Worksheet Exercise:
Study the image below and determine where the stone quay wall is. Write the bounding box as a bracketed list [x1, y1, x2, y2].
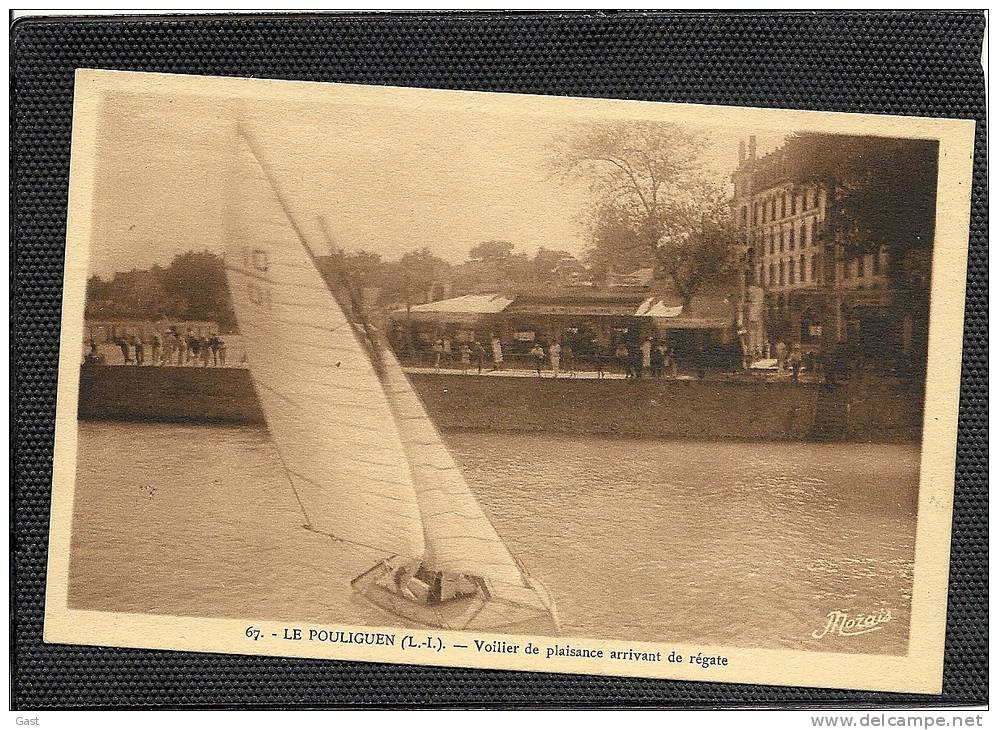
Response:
[76, 365, 922, 442]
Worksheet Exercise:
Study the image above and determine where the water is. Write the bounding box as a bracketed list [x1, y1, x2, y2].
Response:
[68, 422, 919, 655]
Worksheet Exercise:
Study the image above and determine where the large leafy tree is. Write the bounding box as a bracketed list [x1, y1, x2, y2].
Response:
[554, 120, 738, 304]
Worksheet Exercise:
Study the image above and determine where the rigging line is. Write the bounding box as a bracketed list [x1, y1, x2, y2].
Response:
[236, 127, 322, 262]
[306, 525, 424, 561]
[268, 427, 314, 530]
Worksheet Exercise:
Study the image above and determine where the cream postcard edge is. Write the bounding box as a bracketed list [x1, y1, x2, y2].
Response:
[42, 69, 977, 696]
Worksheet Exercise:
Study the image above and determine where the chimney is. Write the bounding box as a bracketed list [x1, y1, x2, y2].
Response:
[748, 135, 757, 160]
[738, 140, 746, 164]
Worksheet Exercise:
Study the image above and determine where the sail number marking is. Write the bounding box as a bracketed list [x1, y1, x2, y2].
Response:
[240, 246, 273, 310]
[241, 246, 269, 272]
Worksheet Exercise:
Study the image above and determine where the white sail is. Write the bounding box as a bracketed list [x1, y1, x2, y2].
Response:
[224, 132, 425, 558]
[378, 348, 529, 592]
[225, 129, 556, 631]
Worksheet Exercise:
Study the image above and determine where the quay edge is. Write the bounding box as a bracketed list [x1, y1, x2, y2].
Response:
[76, 365, 923, 443]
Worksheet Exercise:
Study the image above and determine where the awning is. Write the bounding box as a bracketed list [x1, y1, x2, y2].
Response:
[391, 294, 514, 324]
[635, 295, 734, 330]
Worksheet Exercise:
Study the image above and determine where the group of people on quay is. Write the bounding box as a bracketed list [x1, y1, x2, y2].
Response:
[427, 334, 681, 379]
[87, 328, 229, 367]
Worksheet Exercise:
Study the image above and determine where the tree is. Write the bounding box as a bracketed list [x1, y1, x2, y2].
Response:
[463, 239, 531, 291]
[654, 193, 740, 309]
[468, 239, 516, 264]
[554, 120, 737, 303]
[388, 247, 452, 311]
[531, 247, 581, 285]
[788, 132, 939, 289]
[159, 250, 236, 328]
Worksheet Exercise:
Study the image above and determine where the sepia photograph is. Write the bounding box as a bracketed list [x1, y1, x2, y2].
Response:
[44, 70, 975, 693]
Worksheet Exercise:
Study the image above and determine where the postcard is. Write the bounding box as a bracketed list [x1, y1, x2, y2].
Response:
[44, 69, 975, 694]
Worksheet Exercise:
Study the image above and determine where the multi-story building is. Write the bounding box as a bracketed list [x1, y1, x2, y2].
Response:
[730, 135, 922, 365]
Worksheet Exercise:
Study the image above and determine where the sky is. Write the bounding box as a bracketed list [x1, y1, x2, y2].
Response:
[86, 88, 789, 279]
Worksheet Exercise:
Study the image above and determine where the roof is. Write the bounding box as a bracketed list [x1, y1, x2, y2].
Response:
[635, 294, 735, 329]
[390, 290, 734, 329]
[394, 294, 514, 322]
[406, 294, 514, 314]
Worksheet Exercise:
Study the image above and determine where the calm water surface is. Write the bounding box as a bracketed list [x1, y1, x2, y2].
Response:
[69, 422, 918, 654]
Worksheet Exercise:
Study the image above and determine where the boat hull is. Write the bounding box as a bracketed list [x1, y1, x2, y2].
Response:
[351, 560, 560, 635]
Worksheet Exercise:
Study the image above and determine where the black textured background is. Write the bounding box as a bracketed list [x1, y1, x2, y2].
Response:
[10, 11, 987, 709]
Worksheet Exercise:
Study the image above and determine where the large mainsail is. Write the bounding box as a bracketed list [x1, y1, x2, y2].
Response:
[226, 128, 557, 632]
[223, 131, 425, 558]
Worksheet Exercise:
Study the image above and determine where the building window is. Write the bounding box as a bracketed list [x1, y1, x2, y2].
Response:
[857, 255, 865, 278]
[771, 198, 777, 220]
[770, 232, 775, 255]
[779, 229, 784, 252]
[753, 203, 759, 225]
[811, 217, 818, 242]
[779, 261, 785, 286]
[803, 221, 809, 246]
[781, 194, 787, 218]
[873, 248, 881, 275]
[841, 260, 849, 280]
[758, 264, 764, 285]
[811, 255, 819, 284]
[791, 194, 797, 215]
[762, 201, 767, 223]
[800, 255, 806, 282]
[740, 206, 748, 228]
[769, 263, 775, 286]
[789, 226, 795, 250]
[788, 259, 795, 284]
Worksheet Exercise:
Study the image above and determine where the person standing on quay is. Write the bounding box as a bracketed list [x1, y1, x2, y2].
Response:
[788, 344, 803, 383]
[115, 335, 131, 365]
[472, 340, 486, 374]
[530, 343, 545, 377]
[187, 330, 201, 367]
[650, 340, 665, 378]
[217, 335, 227, 367]
[641, 336, 653, 377]
[200, 334, 212, 367]
[548, 340, 561, 378]
[775, 339, 788, 374]
[150, 331, 162, 366]
[432, 338, 444, 369]
[629, 339, 644, 379]
[162, 328, 177, 365]
[459, 343, 471, 374]
[209, 332, 222, 366]
[562, 342, 575, 378]
[132, 334, 145, 366]
[490, 333, 503, 371]
[592, 335, 606, 379]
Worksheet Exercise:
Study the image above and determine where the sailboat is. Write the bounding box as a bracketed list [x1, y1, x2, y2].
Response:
[222, 127, 559, 634]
